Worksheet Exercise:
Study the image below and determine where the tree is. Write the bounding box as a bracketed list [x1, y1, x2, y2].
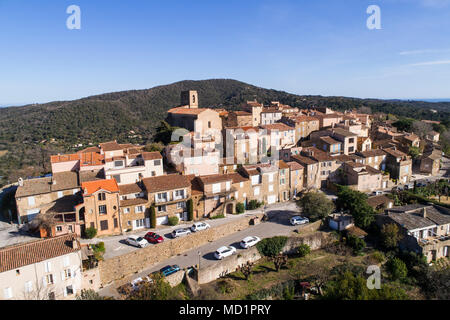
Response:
[127, 273, 182, 300]
[386, 257, 408, 281]
[346, 235, 366, 254]
[412, 121, 432, 139]
[237, 261, 254, 280]
[380, 223, 403, 250]
[297, 244, 311, 257]
[256, 236, 288, 257]
[271, 254, 288, 272]
[408, 146, 421, 160]
[150, 205, 156, 228]
[76, 289, 105, 300]
[144, 142, 165, 152]
[297, 192, 334, 222]
[84, 227, 97, 239]
[392, 118, 414, 132]
[336, 186, 374, 229]
[187, 199, 194, 221]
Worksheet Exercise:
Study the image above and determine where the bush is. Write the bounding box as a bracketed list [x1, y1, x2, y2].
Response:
[371, 251, 386, 264]
[247, 200, 262, 210]
[346, 235, 366, 254]
[168, 216, 179, 226]
[236, 203, 245, 214]
[150, 206, 156, 228]
[380, 223, 402, 250]
[85, 227, 97, 239]
[92, 242, 105, 253]
[387, 257, 408, 281]
[187, 199, 194, 221]
[297, 244, 311, 257]
[256, 236, 288, 257]
[297, 192, 334, 222]
[210, 214, 225, 220]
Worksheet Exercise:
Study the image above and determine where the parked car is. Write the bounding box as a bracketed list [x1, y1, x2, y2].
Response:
[290, 216, 310, 226]
[126, 235, 149, 248]
[214, 246, 237, 260]
[191, 222, 211, 232]
[144, 232, 164, 244]
[160, 265, 181, 277]
[172, 228, 191, 238]
[404, 183, 414, 190]
[240, 236, 261, 249]
[372, 190, 383, 196]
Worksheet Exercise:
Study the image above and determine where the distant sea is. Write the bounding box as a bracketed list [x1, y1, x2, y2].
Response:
[410, 99, 450, 103]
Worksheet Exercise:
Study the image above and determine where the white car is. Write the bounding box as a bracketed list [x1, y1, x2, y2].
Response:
[290, 216, 310, 226]
[372, 191, 383, 196]
[172, 228, 191, 238]
[131, 276, 151, 290]
[191, 222, 211, 232]
[240, 236, 261, 249]
[126, 235, 149, 248]
[214, 246, 237, 260]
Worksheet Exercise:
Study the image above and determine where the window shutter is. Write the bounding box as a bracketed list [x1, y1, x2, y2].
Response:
[63, 287, 67, 297]
[71, 266, 76, 278]
[47, 262, 52, 272]
[42, 277, 47, 288]
[72, 284, 77, 296]
[61, 271, 65, 281]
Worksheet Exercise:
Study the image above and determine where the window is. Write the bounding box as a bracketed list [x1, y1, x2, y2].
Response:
[100, 220, 108, 231]
[135, 219, 145, 228]
[154, 160, 161, 166]
[65, 285, 74, 296]
[3, 287, 12, 299]
[28, 196, 35, 206]
[349, 138, 355, 143]
[175, 189, 185, 199]
[44, 262, 52, 273]
[349, 147, 354, 152]
[177, 202, 185, 209]
[225, 181, 231, 191]
[57, 191, 63, 199]
[254, 187, 260, 196]
[45, 274, 54, 285]
[135, 206, 144, 213]
[240, 182, 244, 188]
[25, 281, 33, 293]
[269, 185, 274, 192]
[16, 269, 20, 275]
[114, 218, 118, 228]
[64, 268, 72, 279]
[56, 226, 62, 232]
[98, 193, 106, 201]
[157, 205, 167, 212]
[112, 175, 121, 183]
[212, 183, 221, 194]
[114, 160, 124, 167]
[48, 292, 55, 300]
[268, 173, 274, 182]
[151, 171, 156, 176]
[157, 192, 168, 202]
[280, 178, 286, 185]
[99, 205, 107, 215]
[208, 121, 211, 128]
[123, 208, 130, 214]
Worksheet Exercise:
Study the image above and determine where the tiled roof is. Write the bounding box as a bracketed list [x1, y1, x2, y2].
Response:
[387, 204, 450, 230]
[367, 195, 392, 208]
[119, 183, 143, 195]
[167, 107, 209, 115]
[16, 172, 80, 198]
[226, 173, 248, 184]
[320, 136, 341, 145]
[77, 146, 100, 154]
[79, 170, 105, 183]
[50, 154, 79, 163]
[82, 179, 119, 195]
[120, 198, 148, 207]
[232, 111, 252, 116]
[261, 108, 282, 114]
[383, 148, 408, 158]
[142, 175, 191, 193]
[278, 160, 290, 169]
[0, 234, 80, 273]
[330, 128, 357, 137]
[286, 161, 304, 171]
[261, 123, 294, 132]
[199, 174, 233, 185]
[289, 115, 319, 123]
[80, 152, 104, 167]
[142, 152, 163, 161]
[291, 154, 317, 166]
[356, 149, 386, 158]
[185, 175, 204, 195]
[99, 141, 122, 152]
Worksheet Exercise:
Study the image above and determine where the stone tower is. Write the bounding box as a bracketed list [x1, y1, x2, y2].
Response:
[181, 90, 198, 109]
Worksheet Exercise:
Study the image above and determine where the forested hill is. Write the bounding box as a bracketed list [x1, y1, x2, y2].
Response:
[0, 79, 449, 185]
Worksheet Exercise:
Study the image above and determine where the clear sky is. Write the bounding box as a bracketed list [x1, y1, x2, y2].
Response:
[1, 0, 450, 106]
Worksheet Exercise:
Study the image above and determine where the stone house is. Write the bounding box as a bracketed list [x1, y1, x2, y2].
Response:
[278, 161, 291, 202]
[383, 147, 412, 184]
[260, 108, 283, 125]
[355, 149, 387, 171]
[81, 179, 121, 237]
[301, 147, 340, 189]
[15, 172, 81, 224]
[281, 115, 320, 143]
[197, 174, 236, 217]
[118, 183, 149, 232]
[240, 163, 280, 205]
[291, 154, 320, 190]
[316, 113, 343, 129]
[420, 150, 441, 176]
[142, 175, 191, 225]
[426, 131, 440, 143]
[0, 234, 82, 300]
[164, 144, 220, 177]
[380, 204, 450, 262]
[226, 111, 253, 128]
[342, 162, 383, 192]
[262, 123, 296, 150]
[286, 161, 304, 198]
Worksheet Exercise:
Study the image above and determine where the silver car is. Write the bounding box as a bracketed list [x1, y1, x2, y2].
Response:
[172, 228, 191, 238]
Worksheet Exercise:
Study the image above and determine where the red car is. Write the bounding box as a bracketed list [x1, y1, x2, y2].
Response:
[144, 232, 164, 244]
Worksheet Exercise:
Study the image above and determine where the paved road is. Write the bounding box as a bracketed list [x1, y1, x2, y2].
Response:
[98, 202, 303, 297]
[86, 201, 298, 259]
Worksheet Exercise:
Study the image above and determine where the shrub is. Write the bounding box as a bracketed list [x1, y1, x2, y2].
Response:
[236, 202, 245, 214]
[85, 227, 97, 239]
[93, 242, 105, 253]
[168, 216, 179, 226]
[297, 192, 334, 222]
[387, 257, 408, 281]
[346, 235, 366, 254]
[247, 200, 262, 210]
[297, 244, 311, 257]
[150, 206, 156, 228]
[256, 236, 288, 257]
[187, 199, 194, 221]
[381, 223, 403, 250]
[371, 251, 386, 264]
[210, 214, 225, 220]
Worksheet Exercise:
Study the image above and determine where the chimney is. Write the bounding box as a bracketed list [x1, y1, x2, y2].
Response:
[422, 207, 427, 218]
[18, 177, 24, 187]
[71, 239, 79, 249]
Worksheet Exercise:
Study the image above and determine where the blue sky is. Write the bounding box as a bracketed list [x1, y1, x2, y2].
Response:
[0, 0, 450, 105]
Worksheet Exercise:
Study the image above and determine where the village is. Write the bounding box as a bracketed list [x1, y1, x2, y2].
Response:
[0, 90, 449, 300]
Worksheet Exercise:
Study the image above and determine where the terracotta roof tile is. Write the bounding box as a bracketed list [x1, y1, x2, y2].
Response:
[82, 179, 119, 195]
[0, 234, 80, 273]
[142, 175, 191, 193]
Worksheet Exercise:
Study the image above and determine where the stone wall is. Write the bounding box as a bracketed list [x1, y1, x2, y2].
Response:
[197, 247, 262, 284]
[283, 231, 335, 254]
[99, 213, 264, 285]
